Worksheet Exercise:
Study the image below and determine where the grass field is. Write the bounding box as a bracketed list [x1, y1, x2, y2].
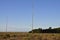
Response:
[0, 32, 60, 40]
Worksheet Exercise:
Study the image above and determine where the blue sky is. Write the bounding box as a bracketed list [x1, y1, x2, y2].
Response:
[0, 0, 60, 32]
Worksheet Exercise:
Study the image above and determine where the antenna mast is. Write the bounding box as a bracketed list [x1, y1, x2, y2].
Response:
[6, 16, 8, 33]
[6, 16, 8, 40]
[32, 0, 34, 33]
[6, 17, 8, 32]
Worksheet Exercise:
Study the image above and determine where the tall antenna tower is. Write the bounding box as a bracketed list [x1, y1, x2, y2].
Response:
[32, 0, 34, 33]
[6, 16, 8, 33]
[6, 16, 8, 40]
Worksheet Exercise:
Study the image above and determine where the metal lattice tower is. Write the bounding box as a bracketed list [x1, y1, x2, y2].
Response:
[32, 0, 34, 33]
[6, 16, 8, 33]
[6, 16, 8, 40]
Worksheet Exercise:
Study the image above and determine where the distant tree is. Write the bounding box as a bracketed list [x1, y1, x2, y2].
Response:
[49, 27, 52, 29]
[29, 27, 60, 33]
[29, 28, 42, 33]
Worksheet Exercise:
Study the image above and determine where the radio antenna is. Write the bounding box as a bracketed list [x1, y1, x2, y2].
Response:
[6, 16, 8, 40]
[6, 16, 8, 33]
[32, 0, 34, 33]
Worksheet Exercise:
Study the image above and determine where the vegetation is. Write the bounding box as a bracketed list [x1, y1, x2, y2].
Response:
[29, 27, 60, 33]
[0, 32, 60, 40]
[0, 27, 60, 40]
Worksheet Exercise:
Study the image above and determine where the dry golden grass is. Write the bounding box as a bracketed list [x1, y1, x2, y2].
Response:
[0, 32, 60, 40]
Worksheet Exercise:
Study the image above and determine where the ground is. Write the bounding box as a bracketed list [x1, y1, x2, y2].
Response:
[0, 32, 60, 40]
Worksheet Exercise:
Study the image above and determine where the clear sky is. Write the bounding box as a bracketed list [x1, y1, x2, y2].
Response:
[0, 0, 60, 32]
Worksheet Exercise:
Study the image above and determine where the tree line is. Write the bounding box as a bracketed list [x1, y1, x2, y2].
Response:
[29, 27, 60, 33]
